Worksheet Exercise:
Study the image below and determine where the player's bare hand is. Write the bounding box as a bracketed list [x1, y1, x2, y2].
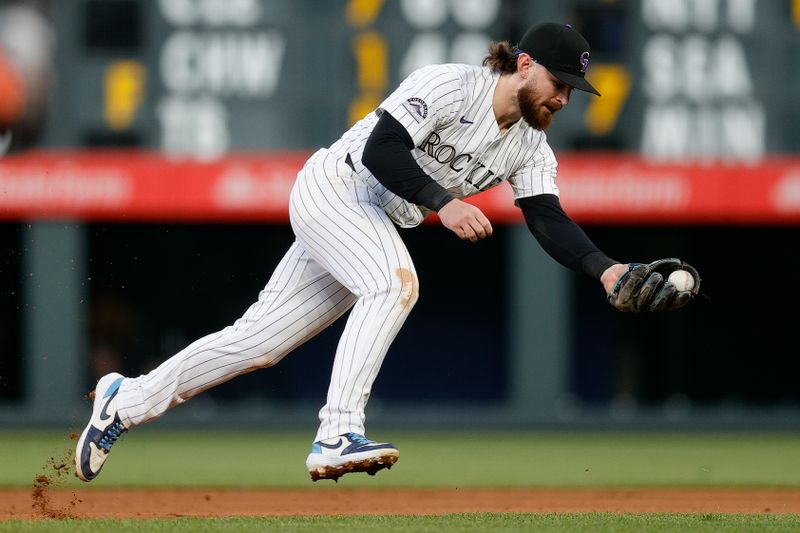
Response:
[438, 198, 493, 242]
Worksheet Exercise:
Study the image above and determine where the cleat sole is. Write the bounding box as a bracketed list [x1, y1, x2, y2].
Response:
[309, 453, 398, 482]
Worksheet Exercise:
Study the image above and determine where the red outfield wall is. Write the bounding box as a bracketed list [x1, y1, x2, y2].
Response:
[2, 150, 800, 224]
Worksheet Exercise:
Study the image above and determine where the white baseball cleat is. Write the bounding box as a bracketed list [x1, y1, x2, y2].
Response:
[306, 432, 399, 482]
[74, 372, 129, 482]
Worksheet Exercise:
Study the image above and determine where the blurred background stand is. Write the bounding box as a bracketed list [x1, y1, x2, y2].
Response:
[1, 0, 799, 430]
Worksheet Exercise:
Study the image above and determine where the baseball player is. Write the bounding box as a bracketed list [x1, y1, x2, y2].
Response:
[76, 23, 700, 483]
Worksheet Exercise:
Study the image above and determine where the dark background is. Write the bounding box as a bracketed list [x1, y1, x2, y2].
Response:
[1, 0, 797, 417]
[4, 222, 793, 410]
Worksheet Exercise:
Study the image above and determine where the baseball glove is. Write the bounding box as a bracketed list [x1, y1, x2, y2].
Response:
[607, 258, 701, 312]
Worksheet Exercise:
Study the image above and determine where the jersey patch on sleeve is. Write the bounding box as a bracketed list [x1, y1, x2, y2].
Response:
[402, 97, 428, 123]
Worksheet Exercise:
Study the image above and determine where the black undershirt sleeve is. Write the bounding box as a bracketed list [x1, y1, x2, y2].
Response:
[361, 110, 454, 212]
[518, 194, 619, 280]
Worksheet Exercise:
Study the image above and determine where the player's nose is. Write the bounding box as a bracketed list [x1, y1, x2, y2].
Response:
[557, 89, 570, 107]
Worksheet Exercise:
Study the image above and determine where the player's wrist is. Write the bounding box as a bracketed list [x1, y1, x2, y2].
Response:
[436, 196, 458, 212]
[425, 187, 454, 212]
[581, 253, 620, 281]
[600, 263, 627, 294]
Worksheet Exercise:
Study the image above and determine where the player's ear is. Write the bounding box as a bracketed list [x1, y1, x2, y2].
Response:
[517, 53, 534, 79]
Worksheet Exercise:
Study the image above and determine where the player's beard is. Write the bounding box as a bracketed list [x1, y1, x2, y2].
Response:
[517, 83, 559, 131]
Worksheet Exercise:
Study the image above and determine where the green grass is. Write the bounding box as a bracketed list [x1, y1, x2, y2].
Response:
[2, 429, 800, 489]
[2, 514, 800, 533]
[4, 430, 800, 531]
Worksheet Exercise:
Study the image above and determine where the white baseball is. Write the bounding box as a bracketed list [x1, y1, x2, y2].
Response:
[668, 269, 694, 291]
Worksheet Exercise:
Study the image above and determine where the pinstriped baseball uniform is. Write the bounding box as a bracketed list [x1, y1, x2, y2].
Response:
[114, 63, 559, 441]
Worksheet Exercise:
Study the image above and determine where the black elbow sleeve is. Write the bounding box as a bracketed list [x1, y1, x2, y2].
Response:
[362, 112, 453, 211]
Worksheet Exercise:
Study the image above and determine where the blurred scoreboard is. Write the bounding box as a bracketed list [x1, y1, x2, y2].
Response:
[47, 0, 799, 160]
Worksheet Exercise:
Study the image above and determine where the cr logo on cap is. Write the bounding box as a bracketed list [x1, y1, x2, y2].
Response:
[580, 51, 590, 73]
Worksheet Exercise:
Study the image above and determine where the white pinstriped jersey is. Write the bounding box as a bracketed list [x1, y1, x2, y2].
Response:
[328, 63, 559, 228]
[114, 65, 568, 448]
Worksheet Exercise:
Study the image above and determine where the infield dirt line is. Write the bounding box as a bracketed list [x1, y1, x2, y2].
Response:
[2, 488, 800, 519]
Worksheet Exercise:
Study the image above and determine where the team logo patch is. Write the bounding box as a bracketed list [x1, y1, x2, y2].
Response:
[580, 51, 590, 73]
[403, 97, 428, 123]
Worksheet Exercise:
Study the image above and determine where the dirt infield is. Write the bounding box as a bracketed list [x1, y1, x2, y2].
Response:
[3, 487, 800, 519]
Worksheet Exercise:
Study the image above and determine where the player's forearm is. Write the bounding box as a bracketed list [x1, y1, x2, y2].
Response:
[362, 111, 454, 212]
[518, 194, 619, 280]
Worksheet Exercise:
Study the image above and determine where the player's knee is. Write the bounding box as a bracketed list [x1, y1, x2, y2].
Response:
[394, 267, 419, 309]
[253, 354, 278, 369]
[251, 347, 287, 369]
[366, 267, 419, 309]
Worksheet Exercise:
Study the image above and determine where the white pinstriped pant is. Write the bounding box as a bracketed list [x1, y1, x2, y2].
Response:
[116, 149, 419, 441]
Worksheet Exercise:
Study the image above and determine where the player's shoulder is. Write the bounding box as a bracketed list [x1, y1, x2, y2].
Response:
[428, 62, 489, 76]
[410, 64, 496, 108]
[514, 126, 557, 166]
[406, 63, 491, 86]
[517, 118, 548, 145]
